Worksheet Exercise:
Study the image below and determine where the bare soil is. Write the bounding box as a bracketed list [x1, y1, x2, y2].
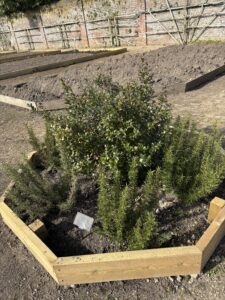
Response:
[168, 74, 225, 128]
[0, 51, 93, 76]
[44, 197, 210, 257]
[1, 42, 225, 102]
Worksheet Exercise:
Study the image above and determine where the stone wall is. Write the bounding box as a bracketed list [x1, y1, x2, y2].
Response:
[0, 0, 225, 50]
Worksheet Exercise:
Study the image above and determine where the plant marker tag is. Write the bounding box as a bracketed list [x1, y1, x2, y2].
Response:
[73, 212, 94, 232]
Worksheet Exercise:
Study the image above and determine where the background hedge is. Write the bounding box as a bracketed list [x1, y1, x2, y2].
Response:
[0, 0, 59, 16]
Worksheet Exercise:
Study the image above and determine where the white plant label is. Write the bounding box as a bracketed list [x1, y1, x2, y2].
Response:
[73, 212, 94, 232]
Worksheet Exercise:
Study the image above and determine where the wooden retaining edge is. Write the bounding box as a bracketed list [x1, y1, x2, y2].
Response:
[0, 50, 61, 64]
[196, 205, 225, 269]
[0, 155, 225, 285]
[0, 50, 17, 55]
[29, 219, 48, 240]
[0, 94, 36, 110]
[0, 48, 127, 81]
[54, 197, 225, 285]
[70, 47, 127, 53]
[0, 95, 68, 111]
[208, 197, 225, 223]
[0, 48, 125, 63]
[185, 64, 225, 92]
[53, 246, 202, 285]
[0, 200, 58, 282]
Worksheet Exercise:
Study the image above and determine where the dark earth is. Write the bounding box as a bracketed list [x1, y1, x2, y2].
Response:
[1, 43, 225, 299]
[0, 51, 93, 76]
[1, 42, 225, 102]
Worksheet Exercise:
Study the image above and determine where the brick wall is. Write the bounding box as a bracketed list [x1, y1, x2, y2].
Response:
[1, 0, 225, 50]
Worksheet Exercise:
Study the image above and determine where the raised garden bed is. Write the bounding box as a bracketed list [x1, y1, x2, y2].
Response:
[185, 64, 225, 92]
[0, 48, 127, 111]
[0, 48, 127, 81]
[0, 94, 67, 111]
[0, 152, 225, 286]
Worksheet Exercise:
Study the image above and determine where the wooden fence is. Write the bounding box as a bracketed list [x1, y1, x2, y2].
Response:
[1, 1, 225, 50]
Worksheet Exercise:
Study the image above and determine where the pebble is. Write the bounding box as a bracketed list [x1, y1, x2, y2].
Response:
[70, 285, 75, 288]
[213, 256, 221, 263]
[189, 274, 199, 283]
[191, 274, 199, 279]
[189, 277, 194, 284]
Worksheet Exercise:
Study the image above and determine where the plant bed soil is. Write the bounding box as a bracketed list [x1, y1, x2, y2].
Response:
[1, 43, 225, 102]
[44, 199, 209, 257]
[6, 171, 215, 258]
[0, 51, 94, 76]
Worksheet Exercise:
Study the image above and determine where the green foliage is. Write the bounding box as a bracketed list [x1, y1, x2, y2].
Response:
[98, 159, 161, 250]
[0, 0, 58, 16]
[48, 68, 171, 180]
[5, 158, 79, 221]
[162, 117, 225, 203]
[4, 159, 68, 221]
[27, 116, 59, 169]
[4, 69, 225, 251]
[6, 120, 78, 221]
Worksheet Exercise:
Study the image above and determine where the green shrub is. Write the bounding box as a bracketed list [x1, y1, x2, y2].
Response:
[5, 120, 78, 221]
[5, 158, 79, 222]
[4, 70, 225, 250]
[48, 68, 171, 180]
[98, 158, 162, 250]
[0, 0, 58, 16]
[162, 117, 225, 204]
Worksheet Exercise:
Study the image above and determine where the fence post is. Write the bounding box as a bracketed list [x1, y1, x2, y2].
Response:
[38, 15, 49, 49]
[80, 0, 90, 48]
[137, 13, 147, 45]
[9, 21, 19, 51]
[143, 0, 148, 45]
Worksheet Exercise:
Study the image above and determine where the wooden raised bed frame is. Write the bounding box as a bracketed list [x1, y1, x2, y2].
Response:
[0, 152, 225, 285]
[0, 48, 127, 81]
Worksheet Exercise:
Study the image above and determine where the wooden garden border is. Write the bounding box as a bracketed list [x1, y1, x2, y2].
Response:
[185, 64, 225, 91]
[0, 152, 225, 285]
[0, 47, 125, 64]
[0, 49, 61, 64]
[0, 48, 127, 111]
[0, 48, 127, 81]
[0, 95, 68, 111]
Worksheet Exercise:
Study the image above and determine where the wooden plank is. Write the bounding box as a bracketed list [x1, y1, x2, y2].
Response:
[0, 50, 61, 64]
[53, 246, 202, 285]
[185, 64, 225, 91]
[0, 48, 127, 81]
[0, 202, 58, 282]
[29, 219, 48, 240]
[208, 197, 225, 223]
[76, 47, 125, 52]
[0, 95, 67, 111]
[196, 206, 225, 269]
[1, 182, 15, 201]
[0, 50, 17, 55]
[0, 95, 35, 110]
